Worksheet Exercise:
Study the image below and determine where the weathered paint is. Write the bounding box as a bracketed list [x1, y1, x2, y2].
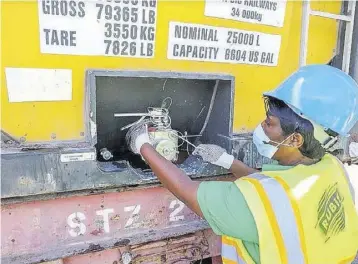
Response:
[43, 261, 63, 264]
[1, 149, 228, 198]
[4, 68, 72, 103]
[1, 0, 341, 142]
[1, 185, 219, 264]
[211, 256, 224, 264]
[62, 230, 220, 264]
[0, 2, 350, 263]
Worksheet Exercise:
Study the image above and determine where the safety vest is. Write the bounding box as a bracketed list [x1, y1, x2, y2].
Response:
[221, 154, 358, 264]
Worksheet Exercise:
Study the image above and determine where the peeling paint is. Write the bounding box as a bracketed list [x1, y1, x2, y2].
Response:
[1, 186, 213, 263]
[90, 229, 103, 236]
[111, 215, 121, 221]
[114, 239, 130, 247]
[46, 171, 56, 190]
[41, 260, 63, 264]
[18, 176, 34, 186]
[90, 119, 97, 139]
[83, 244, 105, 254]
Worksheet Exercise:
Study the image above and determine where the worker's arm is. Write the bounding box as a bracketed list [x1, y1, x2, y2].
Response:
[127, 123, 259, 245]
[193, 144, 258, 178]
[126, 121, 203, 216]
[230, 159, 258, 178]
[140, 143, 203, 217]
[140, 143, 259, 243]
[140, 143, 259, 245]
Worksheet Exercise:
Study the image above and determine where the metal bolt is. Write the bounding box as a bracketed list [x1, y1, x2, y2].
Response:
[121, 252, 132, 264]
[100, 148, 113, 160]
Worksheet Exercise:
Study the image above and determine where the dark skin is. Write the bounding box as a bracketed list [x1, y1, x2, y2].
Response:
[263, 115, 315, 166]
[140, 114, 313, 217]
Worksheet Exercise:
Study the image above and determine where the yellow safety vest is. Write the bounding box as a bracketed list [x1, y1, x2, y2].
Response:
[221, 154, 358, 264]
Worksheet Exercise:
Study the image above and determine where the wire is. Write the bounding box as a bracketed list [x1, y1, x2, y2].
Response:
[120, 116, 146, 131]
[147, 107, 172, 129]
[124, 96, 213, 158]
[185, 131, 190, 155]
[161, 96, 173, 109]
[168, 130, 203, 150]
[195, 80, 219, 144]
[162, 78, 168, 91]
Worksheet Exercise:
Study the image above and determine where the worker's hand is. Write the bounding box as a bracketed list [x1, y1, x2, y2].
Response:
[193, 144, 234, 170]
[126, 121, 152, 154]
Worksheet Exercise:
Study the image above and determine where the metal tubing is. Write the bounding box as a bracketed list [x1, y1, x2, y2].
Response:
[114, 113, 149, 117]
[310, 11, 351, 22]
[342, 0, 357, 73]
[299, 0, 311, 67]
[351, 0, 358, 82]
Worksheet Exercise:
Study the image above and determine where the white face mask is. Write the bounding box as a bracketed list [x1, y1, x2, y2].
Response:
[253, 124, 293, 159]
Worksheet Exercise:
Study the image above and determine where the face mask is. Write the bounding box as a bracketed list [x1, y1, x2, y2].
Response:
[253, 124, 293, 159]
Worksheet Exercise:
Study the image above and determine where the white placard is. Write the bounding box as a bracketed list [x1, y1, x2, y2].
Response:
[167, 22, 281, 66]
[204, 0, 287, 27]
[60, 152, 96, 162]
[38, 0, 157, 58]
[5, 68, 72, 102]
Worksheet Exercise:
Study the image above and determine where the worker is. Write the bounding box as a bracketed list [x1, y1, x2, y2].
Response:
[127, 64, 358, 264]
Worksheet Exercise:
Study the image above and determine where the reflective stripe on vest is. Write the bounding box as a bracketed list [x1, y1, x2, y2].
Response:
[222, 243, 246, 264]
[222, 236, 252, 264]
[242, 174, 306, 264]
[226, 154, 358, 264]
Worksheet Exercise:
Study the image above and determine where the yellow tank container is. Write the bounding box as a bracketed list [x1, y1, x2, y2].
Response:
[1, 0, 342, 143]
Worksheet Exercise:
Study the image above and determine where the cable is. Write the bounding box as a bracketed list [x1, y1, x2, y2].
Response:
[121, 116, 146, 131]
[161, 96, 173, 109]
[195, 80, 219, 144]
[168, 130, 197, 149]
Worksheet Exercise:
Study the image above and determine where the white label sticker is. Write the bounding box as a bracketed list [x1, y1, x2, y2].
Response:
[38, 0, 157, 58]
[5, 68, 72, 102]
[167, 22, 281, 66]
[60, 152, 96, 162]
[204, 0, 287, 27]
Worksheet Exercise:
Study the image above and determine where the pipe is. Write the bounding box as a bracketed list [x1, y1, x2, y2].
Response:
[350, 2, 358, 82]
[114, 113, 149, 117]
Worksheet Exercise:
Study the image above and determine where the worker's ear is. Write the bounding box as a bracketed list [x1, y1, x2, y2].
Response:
[289, 133, 304, 148]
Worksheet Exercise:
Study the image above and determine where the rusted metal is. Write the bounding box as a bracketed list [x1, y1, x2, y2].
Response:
[1, 149, 227, 199]
[42, 261, 63, 264]
[1, 185, 221, 264]
[62, 230, 220, 264]
[2, 175, 234, 206]
[211, 256, 223, 264]
[1, 71, 235, 199]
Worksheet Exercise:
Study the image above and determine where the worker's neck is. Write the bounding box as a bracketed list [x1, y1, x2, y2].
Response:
[278, 153, 315, 166]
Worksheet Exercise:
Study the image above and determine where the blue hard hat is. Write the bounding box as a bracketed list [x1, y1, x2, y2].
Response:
[263, 64, 358, 136]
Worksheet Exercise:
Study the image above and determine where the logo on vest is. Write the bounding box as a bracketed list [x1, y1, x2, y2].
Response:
[316, 182, 345, 242]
